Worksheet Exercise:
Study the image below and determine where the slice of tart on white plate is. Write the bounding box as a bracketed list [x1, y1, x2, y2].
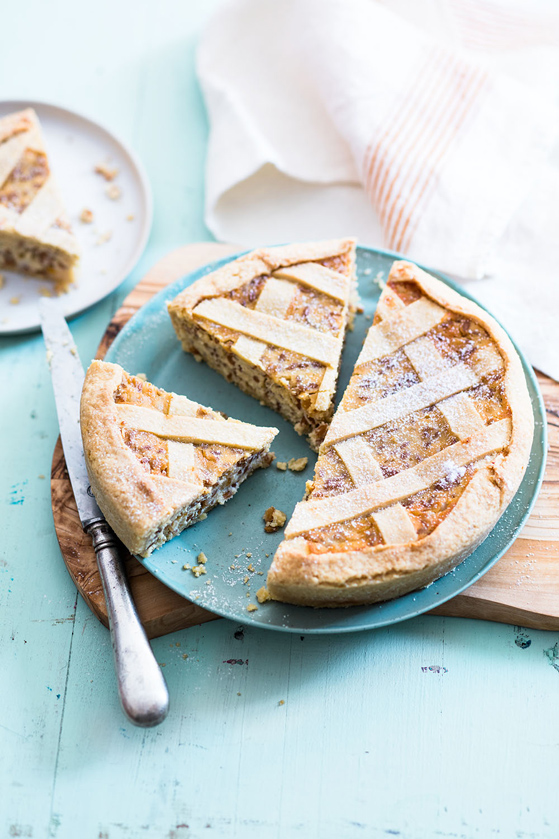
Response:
[267, 261, 534, 607]
[0, 108, 80, 291]
[80, 360, 278, 558]
[167, 238, 357, 451]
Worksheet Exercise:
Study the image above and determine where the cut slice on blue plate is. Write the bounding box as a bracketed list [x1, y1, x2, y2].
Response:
[80, 359, 278, 558]
[167, 238, 357, 451]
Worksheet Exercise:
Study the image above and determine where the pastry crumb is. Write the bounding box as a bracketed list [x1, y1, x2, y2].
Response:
[106, 184, 121, 200]
[373, 270, 386, 290]
[38, 474, 45, 480]
[263, 506, 287, 533]
[246, 552, 252, 558]
[135, 372, 147, 381]
[95, 162, 118, 181]
[288, 457, 308, 472]
[278, 699, 285, 706]
[243, 576, 249, 585]
[96, 230, 113, 246]
[38, 286, 53, 297]
[10, 296, 20, 305]
[191, 564, 207, 577]
[126, 213, 135, 221]
[247, 563, 255, 573]
[247, 604, 258, 613]
[197, 551, 208, 564]
[80, 208, 94, 224]
[182, 564, 191, 571]
[276, 461, 287, 471]
[257, 586, 271, 604]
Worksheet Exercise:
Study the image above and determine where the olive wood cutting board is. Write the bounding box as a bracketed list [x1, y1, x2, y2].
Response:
[50, 242, 559, 638]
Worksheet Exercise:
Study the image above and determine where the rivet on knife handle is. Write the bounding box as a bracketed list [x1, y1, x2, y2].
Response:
[85, 518, 170, 727]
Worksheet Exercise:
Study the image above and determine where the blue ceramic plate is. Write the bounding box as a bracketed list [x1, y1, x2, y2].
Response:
[105, 246, 547, 633]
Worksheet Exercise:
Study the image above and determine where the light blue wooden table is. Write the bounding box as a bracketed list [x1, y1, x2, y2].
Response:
[1, 2, 558, 837]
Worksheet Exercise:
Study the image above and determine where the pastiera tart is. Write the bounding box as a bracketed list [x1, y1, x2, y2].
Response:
[267, 261, 533, 607]
[0, 108, 80, 290]
[81, 361, 278, 557]
[167, 239, 357, 450]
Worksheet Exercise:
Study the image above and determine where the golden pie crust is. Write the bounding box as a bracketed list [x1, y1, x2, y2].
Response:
[267, 261, 534, 607]
[0, 108, 80, 289]
[167, 239, 357, 450]
[81, 360, 278, 557]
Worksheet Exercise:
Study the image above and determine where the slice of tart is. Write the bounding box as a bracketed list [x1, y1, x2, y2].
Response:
[81, 360, 278, 557]
[267, 261, 533, 607]
[167, 239, 357, 451]
[0, 108, 80, 291]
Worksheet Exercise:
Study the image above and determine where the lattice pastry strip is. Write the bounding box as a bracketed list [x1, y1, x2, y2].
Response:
[116, 402, 275, 450]
[194, 297, 341, 365]
[358, 296, 446, 365]
[167, 440, 200, 486]
[334, 436, 418, 545]
[274, 262, 349, 302]
[404, 336, 486, 440]
[233, 277, 296, 367]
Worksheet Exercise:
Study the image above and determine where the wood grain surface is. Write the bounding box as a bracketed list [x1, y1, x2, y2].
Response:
[51, 242, 559, 637]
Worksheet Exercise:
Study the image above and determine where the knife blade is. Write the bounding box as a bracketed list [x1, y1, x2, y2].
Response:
[40, 299, 169, 727]
[40, 299, 103, 528]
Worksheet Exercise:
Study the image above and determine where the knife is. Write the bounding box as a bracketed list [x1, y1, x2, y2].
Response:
[40, 299, 169, 727]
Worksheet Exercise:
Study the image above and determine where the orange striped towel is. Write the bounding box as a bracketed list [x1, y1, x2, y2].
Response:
[199, 0, 559, 377]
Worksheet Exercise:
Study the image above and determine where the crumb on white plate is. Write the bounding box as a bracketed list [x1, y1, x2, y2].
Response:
[95, 162, 118, 181]
[96, 230, 112, 246]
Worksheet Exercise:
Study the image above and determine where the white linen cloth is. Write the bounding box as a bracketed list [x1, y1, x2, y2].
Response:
[197, 0, 559, 380]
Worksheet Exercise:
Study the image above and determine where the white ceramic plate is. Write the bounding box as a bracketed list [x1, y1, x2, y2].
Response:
[0, 100, 152, 335]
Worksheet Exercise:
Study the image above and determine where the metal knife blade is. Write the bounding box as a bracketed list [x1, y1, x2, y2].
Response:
[39, 298, 101, 528]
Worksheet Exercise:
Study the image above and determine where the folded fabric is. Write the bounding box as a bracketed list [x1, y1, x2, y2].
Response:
[197, 0, 559, 380]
